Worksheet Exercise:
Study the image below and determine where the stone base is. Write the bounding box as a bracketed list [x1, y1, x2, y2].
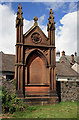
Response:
[22, 96, 59, 105]
[16, 90, 59, 105]
[23, 91, 59, 105]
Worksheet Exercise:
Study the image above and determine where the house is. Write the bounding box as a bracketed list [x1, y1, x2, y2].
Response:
[0, 51, 15, 80]
[60, 51, 79, 65]
[0, 51, 78, 81]
[56, 62, 79, 81]
[56, 51, 60, 62]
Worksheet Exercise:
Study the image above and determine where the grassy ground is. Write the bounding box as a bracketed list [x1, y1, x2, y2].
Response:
[2, 101, 78, 119]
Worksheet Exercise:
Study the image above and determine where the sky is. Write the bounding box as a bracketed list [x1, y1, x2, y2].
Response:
[0, 1, 79, 56]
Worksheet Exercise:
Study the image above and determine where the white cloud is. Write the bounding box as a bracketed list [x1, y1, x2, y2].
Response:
[38, 14, 45, 25]
[44, 2, 65, 11]
[23, 19, 34, 34]
[0, 3, 78, 57]
[62, 2, 77, 13]
[77, 10, 79, 56]
[0, 4, 47, 54]
[56, 11, 77, 55]
[0, 3, 16, 54]
[44, 2, 77, 14]
[23, 14, 46, 34]
[68, 2, 77, 12]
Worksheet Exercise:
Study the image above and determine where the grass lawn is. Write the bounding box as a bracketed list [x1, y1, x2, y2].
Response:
[2, 101, 78, 119]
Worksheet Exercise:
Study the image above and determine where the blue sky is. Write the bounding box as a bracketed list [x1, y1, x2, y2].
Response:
[2, 2, 77, 27]
[0, 2, 78, 55]
[11, 2, 77, 27]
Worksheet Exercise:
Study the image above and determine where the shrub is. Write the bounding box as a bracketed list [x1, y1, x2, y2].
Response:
[2, 86, 25, 114]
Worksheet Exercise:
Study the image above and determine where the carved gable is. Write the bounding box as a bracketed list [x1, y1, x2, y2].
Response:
[24, 26, 49, 46]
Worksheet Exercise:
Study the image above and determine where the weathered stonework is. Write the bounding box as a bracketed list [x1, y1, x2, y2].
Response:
[57, 81, 79, 102]
[2, 78, 16, 94]
[2, 79, 79, 102]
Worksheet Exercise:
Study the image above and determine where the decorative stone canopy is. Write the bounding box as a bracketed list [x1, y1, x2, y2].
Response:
[33, 16, 38, 26]
[16, 3, 23, 26]
[47, 9, 55, 31]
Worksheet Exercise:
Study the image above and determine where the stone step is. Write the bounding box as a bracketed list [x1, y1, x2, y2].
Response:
[21, 96, 59, 105]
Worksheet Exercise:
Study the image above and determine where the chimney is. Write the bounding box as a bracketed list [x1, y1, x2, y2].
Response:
[56, 51, 60, 62]
[56, 51, 60, 57]
[75, 52, 77, 56]
[62, 51, 65, 56]
[71, 54, 74, 63]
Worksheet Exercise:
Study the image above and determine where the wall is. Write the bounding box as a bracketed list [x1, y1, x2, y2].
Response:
[56, 81, 79, 102]
[2, 78, 16, 94]
[2, 78, 79, 102]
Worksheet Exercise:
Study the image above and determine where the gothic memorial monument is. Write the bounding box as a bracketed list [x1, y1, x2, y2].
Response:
[15, 4, 58, 104]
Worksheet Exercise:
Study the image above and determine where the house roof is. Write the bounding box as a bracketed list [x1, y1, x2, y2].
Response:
[60, 55, 79, 64]
[56, 62, 79, 77]
[66, 55, 79, 63]
[0, 52, 15, 72]
[0, 52, 79, 78]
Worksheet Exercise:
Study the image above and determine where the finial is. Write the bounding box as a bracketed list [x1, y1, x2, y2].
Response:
[18, 3, 22, 9]
[16, 3, 23, 27]
[50, 9, 53, 14]
[17, 3, 23, 19]
[47, 9, 55, 31]
[33, 16, 38, 26]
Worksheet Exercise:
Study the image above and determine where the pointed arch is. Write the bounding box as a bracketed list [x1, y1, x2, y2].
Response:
[25, 49, 49, 85]
[25, 49, 48, 67]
